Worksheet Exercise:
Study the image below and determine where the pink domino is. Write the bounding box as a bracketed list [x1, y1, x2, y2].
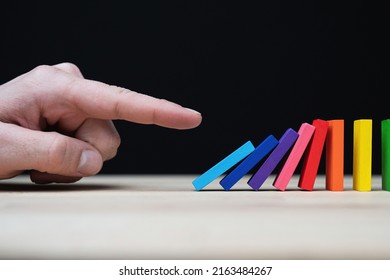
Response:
[273, 123, 316, 191]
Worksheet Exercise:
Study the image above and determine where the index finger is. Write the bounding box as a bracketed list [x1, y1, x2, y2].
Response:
[52, 70, 202, 129]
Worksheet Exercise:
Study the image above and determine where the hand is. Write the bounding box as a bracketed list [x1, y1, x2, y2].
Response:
[0, 63, 202, 183]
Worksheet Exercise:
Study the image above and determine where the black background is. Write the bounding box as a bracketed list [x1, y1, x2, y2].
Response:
[0, 1, 387, 175]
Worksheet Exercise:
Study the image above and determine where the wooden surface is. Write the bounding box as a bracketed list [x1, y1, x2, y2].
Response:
[1, 174, 390, 260]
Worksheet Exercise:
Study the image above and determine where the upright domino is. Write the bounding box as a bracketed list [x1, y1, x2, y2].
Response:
[353, 119, 372, 191]
[382, 119, 390, 191]
[325, 120, 344, 191]
[273, 123, 315, 191]
[248, 128, 299, 191]
[220, 135, 278, 190]
[192, 141, 255, 191]
[298, 119, 329, 191]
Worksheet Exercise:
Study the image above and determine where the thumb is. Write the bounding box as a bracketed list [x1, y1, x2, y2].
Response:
[0, 122, 103, 179]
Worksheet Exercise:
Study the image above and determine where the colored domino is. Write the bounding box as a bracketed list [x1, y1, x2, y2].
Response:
[298, 119, 329, 191]
[248, 128, 299, 191]
[325, 120, 344, 191]
[353, 119, 372, 191]
[192, 141, 255, 191]
[382, 120, 390, 191]
[195, 118, 389, 192]
[273, 123, 315, 191]
[220, 135, 279, 190]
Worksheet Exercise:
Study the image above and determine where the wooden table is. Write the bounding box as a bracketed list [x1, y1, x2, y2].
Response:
[1, 174, 389, 260]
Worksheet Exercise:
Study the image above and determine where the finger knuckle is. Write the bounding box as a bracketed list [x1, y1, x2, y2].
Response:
[58, 62, 82, 76]
[105, 132, 121, 160]
[29, 65, 57, 80]
[46, 134, 73, 173]
[20, 65, 58, 91]
[95, 129, 121, 161]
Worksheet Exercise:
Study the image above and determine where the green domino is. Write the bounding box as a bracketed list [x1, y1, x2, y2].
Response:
[382, 119, 390, 191]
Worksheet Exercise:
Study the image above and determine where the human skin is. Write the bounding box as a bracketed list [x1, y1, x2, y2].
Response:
[0, 62, 202, 184]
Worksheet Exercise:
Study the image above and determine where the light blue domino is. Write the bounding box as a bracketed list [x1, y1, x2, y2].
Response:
[192, 141, 256, 191]
[220, 135, 279, 190]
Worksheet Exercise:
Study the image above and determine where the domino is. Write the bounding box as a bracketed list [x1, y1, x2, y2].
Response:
[248, 128, 299, 191]
[192, 141, 255, 191]
[220, 135, 279, 190]
[382, 119, 390, 191]
[325, 119, 344, 191]
[273, 123, 315, 191]
[195, 118, 390, 192]
[353, 119, 372, 191]
[298, 119, 329, 191]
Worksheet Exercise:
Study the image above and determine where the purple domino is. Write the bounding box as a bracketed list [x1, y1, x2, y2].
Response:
[248, 128, 299, 190]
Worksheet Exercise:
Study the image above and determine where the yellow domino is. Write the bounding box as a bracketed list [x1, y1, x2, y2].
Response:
[353, 119, 372, 191]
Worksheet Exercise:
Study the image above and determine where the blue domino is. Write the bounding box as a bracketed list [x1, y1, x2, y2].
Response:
[219, 135, 279, 190]
[192, 141, 256, 191]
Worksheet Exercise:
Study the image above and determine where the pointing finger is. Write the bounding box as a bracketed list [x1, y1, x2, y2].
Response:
[30, 65, 202, 129]
[71, 81, 203, 129]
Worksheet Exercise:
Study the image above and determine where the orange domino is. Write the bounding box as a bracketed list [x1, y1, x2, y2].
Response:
[325, 119, 344, 191]
[298, 119, 329, 191]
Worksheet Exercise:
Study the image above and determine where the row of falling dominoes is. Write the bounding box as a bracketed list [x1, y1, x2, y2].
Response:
[192, 119, 390, 191]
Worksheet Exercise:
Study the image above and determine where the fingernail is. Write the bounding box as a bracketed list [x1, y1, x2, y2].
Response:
[184, 107, 201, 115]
[78, 150, 102, 175]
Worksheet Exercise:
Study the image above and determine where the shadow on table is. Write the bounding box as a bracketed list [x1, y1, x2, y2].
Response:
[0, 182, 130, 192]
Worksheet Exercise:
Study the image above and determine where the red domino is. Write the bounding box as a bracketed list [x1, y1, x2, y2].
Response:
[298, 119, 329, 191]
